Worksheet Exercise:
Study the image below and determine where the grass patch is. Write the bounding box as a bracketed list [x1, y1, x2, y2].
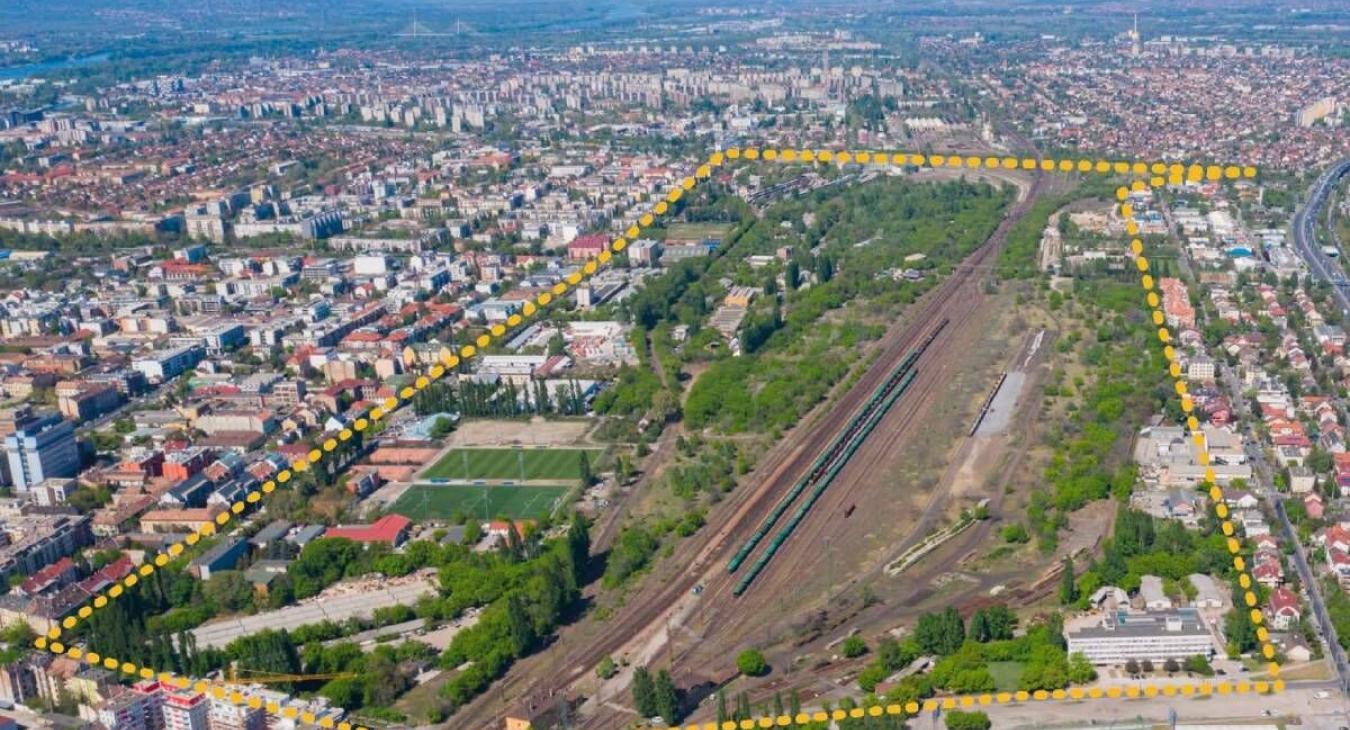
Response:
[987, 661, 1025, 692]
[422, 447, 601, 482]
[390, 484, 570, 521]
[664, 221, 734, 241]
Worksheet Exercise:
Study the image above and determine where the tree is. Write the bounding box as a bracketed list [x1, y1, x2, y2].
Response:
[632, 667, 656, 717]
[985, 605, 1017, 640]
[1140, 659, 1154, 674]
[968, 610, 990, 642]
[1184, 654, 1214, 676]
[736, 649, 768, 677]
[578, 451, 593, 487]
[1059, 555, 1077, 604]
[202, 571, 255, 613]
[596, 656, 617, 679]
[915, 607, 965, 656]
[653, 669, 678, 724]
[945, 710, 992, 730]
[1124, 658, 1140, 676]
[429, 416, 453, 439]
[841, 636, 867, 658]
[1163, 658, 1181, 675]
[1067, 652, 1096, 684]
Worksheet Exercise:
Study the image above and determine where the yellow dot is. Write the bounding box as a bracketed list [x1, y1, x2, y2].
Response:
[743, 148, 759, 161]
[215, 512, 230, 526]
[852, 151, 868, 164]
[62, 617, 76, 630]
[1041, 159, 1055, 171]
[681, 176, 696, 190]
[538, 292, 553, 306]
[1250, 608, 1263, 624]
[930, 154, 945, 166]
[50, 642, 64, 654]
[85, 651, 98, 664]
[1243, 166, 1257, 178]
[1095, 160, 1110, 173]
[461, 344, 476, 358]
[94, 595, 108, 607]
[475, 333, 491, 348]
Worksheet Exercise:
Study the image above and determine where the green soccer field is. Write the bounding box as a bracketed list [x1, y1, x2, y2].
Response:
[421, 447, 601, 482]
[390, 484, 570, 521]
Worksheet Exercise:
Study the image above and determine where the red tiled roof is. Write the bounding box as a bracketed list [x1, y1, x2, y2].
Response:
[323, 514, 411, 544]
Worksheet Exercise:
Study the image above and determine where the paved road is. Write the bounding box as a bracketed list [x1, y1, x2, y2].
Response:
[1291, 158, 1350, 312]
[1217, 353, 1350, 698]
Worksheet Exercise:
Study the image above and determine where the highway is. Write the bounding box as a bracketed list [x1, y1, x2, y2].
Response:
[1290, 157, 1350, 312]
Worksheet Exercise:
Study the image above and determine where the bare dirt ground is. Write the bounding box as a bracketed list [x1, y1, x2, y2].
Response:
[443, 417, 595, 447]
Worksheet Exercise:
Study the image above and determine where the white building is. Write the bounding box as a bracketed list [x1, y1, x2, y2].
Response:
[1066, 609, 1214, 665]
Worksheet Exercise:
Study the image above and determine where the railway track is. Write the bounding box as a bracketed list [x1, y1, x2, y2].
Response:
[465, 169, 1049, 729]
[727, 320, 947, 596]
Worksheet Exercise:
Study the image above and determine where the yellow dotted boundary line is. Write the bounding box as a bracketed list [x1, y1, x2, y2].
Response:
[30, 149, 1265, 726]
[717, 146, 1256, 181]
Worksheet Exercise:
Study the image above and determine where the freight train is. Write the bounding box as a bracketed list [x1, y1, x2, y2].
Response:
[727, 319, 948, 595]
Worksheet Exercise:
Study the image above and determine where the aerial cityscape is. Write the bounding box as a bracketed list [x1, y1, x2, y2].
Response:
[1, 1, 1349, 729]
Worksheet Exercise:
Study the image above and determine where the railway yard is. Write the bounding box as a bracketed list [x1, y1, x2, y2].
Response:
[450, 165, 1116, 728]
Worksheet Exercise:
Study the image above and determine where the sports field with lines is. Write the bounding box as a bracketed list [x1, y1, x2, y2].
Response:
[390, 484, 570, 520]
[421, 447, 602, 482]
